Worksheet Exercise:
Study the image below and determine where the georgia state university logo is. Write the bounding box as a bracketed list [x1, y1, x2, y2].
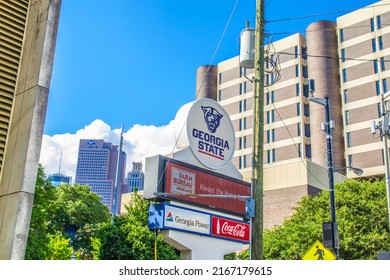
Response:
[201, 106, 223, 133]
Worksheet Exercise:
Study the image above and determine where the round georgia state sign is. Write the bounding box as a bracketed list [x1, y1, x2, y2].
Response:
[184, 98, 236, 169]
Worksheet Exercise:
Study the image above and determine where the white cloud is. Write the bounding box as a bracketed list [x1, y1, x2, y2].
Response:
[39, 119, 176, 182]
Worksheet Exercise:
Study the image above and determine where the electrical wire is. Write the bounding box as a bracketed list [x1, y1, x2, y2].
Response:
[266, 2, 390, 23]
[270, 51, 390, 63]
[150, 0, 241, 260]
[268, 93, 328, 189]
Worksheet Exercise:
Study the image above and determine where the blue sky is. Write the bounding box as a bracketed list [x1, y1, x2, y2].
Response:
[40, 0, 378, 178]
[45, 0, 377, 135]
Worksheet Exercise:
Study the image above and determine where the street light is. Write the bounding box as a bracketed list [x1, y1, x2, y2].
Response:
[371, 91, 390, 232]
[308, 80, 340, 259]
[334, 166, 364, 176]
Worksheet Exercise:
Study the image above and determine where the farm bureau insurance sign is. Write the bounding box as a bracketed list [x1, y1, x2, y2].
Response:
[165, 159, 250, 217]
[180, 98, 236, 169]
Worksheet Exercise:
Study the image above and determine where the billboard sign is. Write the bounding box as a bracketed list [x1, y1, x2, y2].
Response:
[211, 216, 250, 243]
[164, 159, 251, 217]
[148, 203, 249, 244]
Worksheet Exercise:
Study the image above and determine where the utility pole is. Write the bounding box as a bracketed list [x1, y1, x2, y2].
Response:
[371, 91, 390, 232]
[251, 0, 265, 260]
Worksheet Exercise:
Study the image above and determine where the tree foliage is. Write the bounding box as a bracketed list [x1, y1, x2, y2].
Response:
[97, 192, 180, 260]
[26, 166, 110, 259]
[25, 165, 57, 260]
[262, 179, 390, 260]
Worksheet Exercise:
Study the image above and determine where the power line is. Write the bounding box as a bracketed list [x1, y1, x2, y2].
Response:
[265, 2, 390, 23]
[271, 51, 390, 63]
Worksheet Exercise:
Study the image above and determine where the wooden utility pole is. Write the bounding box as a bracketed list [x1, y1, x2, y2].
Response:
[251, 0, 265, 260]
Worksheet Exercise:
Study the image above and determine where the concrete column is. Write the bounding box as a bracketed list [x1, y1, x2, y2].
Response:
[0, 0, 62, 259]
[306, 21, 345, 171]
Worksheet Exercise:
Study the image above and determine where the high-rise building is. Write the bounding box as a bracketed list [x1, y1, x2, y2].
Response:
[126, 161, 144, 192]
[75, 139, 127, 214]
[48, 173, 72, 187]
[197, 0, 390, 228]
[0, 0, 62, 259]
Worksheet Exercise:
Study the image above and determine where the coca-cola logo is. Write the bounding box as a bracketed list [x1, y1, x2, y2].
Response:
[221, 222, 247, 238]
[212, 217, 250, 242]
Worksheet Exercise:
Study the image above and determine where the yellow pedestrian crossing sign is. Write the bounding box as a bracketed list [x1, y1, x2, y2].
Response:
[302, 240, 336, 260]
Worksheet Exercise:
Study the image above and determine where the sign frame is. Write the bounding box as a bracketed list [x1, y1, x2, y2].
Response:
[148, 203, 250, 244]
[150, 155, 251, 217]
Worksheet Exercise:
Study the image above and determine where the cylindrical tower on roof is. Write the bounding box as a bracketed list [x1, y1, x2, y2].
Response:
[195, 65, 218, 100]
[306, 21, 345, 170]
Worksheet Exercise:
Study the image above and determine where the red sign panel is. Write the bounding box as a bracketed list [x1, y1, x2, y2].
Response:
[164, 161, 250, 216]
[211, 216, 250, 242]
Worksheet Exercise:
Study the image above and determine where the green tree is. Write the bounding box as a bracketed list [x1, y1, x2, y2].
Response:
[47, 234, 73, 260]
[228, 179, 390, 260]
[52, 184, 111, 259]
[97, 192, 179, 260]
[26, 166, 111, 259]
[262, 179, 390, 260]
[25, 165, 57, 260]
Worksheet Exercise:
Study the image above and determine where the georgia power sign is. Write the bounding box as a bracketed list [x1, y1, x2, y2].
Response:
[174, 98, 235, 169]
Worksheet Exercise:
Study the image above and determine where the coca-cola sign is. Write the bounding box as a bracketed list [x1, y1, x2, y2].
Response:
[211, 216, 250, 243]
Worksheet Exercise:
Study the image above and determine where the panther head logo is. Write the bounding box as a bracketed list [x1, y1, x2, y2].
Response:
[201, 106, 223, 133]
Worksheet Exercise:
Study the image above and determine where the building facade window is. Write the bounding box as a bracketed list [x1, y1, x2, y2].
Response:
[339, 29, 344, 42]
[219, 73, 222, 84]
[271, 110, 275, 122]
[376, 80, 381, 95]
[302, 47, 307, 59]
[342, 69, 347, 82]
[345, 111, 350, 125]
[303, 84, 309, 97]
[374, 60, 379, 74]
[377, 15, 382, 29]
[295, 46, 298, 58]
[370, 18, 375, 32]
[378, 103, 383, 117]
[344, 89, 348, 103]
[297, 123, 301, 137]
[266, 92, 270, 105]
[295, 64, 299, 77]
[304, 104, 310, 117]
[266, 111, 270, 124]
[297, 103, 301, 116]
[305, 124, 310, 137]
[302, 65, 308, 78]
[372, 39, 377, 52]
[272, 149, 276, 162]
[379, 36, 384, 50]
[306, 144, 312, 158]
[381, 57, 386, 72]
[383, 79, 388, 93]
[271, 129, 275, 142]
[218, 90, 222, 101]
[347, 132, 352, 147]
[298, 144, 302, 157]
[296, 83, 300, 96]
[341, 49, 346, 62]
[267, 150, 271, 164]
[348, 155, 353, 167]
